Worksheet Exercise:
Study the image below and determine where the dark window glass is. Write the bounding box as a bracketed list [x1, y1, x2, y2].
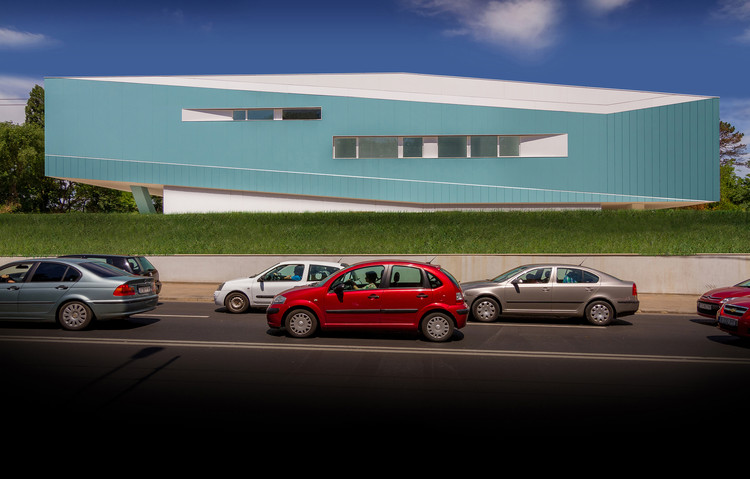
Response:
[402, 137, 423, 158]
[471, 136, 498, 157]
[247, 109, 274, 120]
[30, 263, 68, 282]
[334, 138, 357, 158]
[79, 262, 129, 278]
[499, 136, 520, 156]
[282, 108, 321, 120]
[438, 136, 467, 158]
[359, 137, 397, 158]
[232, 110, 246, 121]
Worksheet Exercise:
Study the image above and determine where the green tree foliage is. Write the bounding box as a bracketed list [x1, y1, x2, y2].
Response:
[712, 121, 750, 210]
[25, 84, 45, 127]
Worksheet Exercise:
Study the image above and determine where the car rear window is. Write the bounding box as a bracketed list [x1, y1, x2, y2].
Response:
[79, 261, 134, 278]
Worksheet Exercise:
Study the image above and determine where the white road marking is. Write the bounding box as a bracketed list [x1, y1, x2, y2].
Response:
[2, 335, 750, 365]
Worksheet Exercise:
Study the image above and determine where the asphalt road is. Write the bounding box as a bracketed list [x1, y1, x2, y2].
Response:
[2, 301, 749, 443]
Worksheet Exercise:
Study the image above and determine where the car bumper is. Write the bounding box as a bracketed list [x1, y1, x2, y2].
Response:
[616, 299, 640, 317]
[697, 300, 720, 319]
[213, 290, 227, 307]
[90, 295, 159, 320]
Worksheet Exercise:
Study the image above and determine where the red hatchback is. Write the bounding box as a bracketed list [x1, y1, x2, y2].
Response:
[717, 298, 750, 339]
[266, 260, 468, 342]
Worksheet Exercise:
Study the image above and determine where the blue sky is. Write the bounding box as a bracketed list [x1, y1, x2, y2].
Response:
[2, 0, 750, 142]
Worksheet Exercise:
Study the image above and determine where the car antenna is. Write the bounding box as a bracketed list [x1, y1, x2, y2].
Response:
[426, 256, 436, 264]
[579, 258, 587, 266]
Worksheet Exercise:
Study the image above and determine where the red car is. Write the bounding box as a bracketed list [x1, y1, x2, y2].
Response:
[266, 260, 468, 342]
[697, 279, 750, 319]
[717, 298, 750, 339]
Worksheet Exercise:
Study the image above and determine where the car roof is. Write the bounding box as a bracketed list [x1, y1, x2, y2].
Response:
[60, 254, 138, 258]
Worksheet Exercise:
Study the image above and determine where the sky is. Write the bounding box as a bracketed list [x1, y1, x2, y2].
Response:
[2, 0, 750, 143]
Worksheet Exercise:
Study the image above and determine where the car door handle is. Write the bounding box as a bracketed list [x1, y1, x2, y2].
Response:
[6, 286, 20, 290]
[368, 294, 379, 299]
[541, 287, 550, 292]
[416, 293, 429, 298]
[55, 285, 69, 290]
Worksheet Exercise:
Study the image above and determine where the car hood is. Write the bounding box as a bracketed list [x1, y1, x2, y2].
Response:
[461, 280, 499, 290]
[701, 286, 750, 300]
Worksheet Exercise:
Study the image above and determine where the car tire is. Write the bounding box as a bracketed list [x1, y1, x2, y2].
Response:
[585, 300, 613, 326]
[471, 297, 500, 322]
[58, 301, 94, 331]
[225, 292, 250, 313]
[285, 308, 318, 338]
[421, 312, 454, 342]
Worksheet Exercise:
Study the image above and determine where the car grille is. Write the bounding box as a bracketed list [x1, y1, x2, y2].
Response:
[697, 301, 719, 314]
[722, 304, 748, 318]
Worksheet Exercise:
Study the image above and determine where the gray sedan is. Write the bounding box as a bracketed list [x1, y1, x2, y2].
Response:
[0, 258, 158, 330]
[461, 264, 639, 326]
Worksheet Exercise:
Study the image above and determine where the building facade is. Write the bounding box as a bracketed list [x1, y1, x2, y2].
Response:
[44, 73, 719, 213]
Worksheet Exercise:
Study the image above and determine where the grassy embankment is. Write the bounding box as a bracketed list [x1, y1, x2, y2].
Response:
[1, 209, 748, 257]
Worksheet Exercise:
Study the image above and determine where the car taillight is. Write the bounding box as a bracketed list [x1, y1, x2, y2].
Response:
[456, 291, 464, 302]
[114, 284, 136, 296]
[632, 284, 638, 297]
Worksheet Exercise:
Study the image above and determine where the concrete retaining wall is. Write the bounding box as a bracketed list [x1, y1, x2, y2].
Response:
[3, 254, 748, 295]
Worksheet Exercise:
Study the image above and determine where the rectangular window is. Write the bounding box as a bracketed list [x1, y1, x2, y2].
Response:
[232, 110, 246, 121]
[359, 137, 398, 158]
[438, 136, 467, 158]
[247, 109, 274, 120]
[471, 136, 498, 157]
[499, 136, 520, 156]
[334, 138, 357, 158]
[282, 108, 321, 120]
[402, 137, 423, 158]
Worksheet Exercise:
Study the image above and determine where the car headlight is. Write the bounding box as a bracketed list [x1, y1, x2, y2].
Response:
[272, 295, 287, 304]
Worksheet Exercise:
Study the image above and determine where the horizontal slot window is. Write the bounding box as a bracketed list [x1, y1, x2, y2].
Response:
[333, 135, 567, 159]
[182, 107, 321, 122]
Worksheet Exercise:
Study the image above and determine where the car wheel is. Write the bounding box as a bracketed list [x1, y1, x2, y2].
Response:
[472, 297, 499, 322]
[225, 292, 250, 313]
[585, 300, 613, 326]
[421, 312, 454, 342]
[285, 309, 318, 338]
[58, 301, 94, 331]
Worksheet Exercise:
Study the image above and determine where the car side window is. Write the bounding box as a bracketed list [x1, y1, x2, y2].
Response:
[63, 267, 81, 282]
[389, 265, 424, 288]
[30, 263, 68, 282]
[0, 263, 33, 283]
[516, 267, 551, 284]
[308, 264, 339, 281]
[556, 268, 599, 283]
[332, 265, 384, 290]
[427, 272, 443, 289]
[264, 264, 305, 281]
[126, 258, 142, 274]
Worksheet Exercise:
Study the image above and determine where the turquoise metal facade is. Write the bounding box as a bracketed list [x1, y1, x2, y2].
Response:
[44, 77, 719, 208]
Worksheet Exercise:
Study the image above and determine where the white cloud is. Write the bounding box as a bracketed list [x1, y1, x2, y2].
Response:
[404, 0, 563, 53]
[0, 75, 43, 124]
[0, 27, 49, 48]
[716, 0, 750, 19]
[583, 0, 635, 15]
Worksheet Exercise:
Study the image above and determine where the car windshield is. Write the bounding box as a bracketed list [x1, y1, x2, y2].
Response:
[138, 256, 156, 270]
[79, 261, 135, 278]
[491, 265, 528, 282]
[737, 279, 750, 287]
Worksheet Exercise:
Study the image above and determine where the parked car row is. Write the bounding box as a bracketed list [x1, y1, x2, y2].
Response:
[214, 260, 641, 341]
[2, 253, 747, 341]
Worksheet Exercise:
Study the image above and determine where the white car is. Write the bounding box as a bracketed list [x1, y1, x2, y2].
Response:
[214, 260, 347, 313]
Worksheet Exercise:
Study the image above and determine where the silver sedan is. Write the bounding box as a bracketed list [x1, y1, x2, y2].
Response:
[461, 264, 639, 326]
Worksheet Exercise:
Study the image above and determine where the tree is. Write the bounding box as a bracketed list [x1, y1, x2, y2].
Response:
[25, 85, 44, 127]
[720, 120, 747, 167]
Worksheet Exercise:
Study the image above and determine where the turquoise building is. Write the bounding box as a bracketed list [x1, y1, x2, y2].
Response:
[44, 73, 719, 214]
